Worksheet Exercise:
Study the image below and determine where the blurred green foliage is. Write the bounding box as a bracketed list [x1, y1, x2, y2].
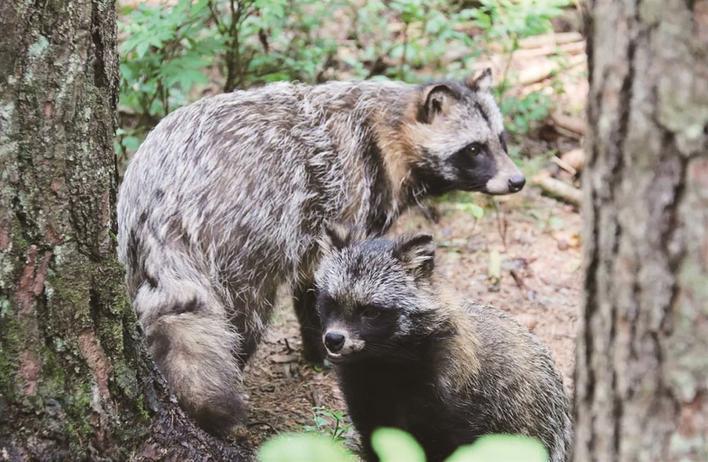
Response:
[439, 191, 487, 220]
[470, 0, 571, 46]
[500, 91, 552, 135]
[371, 428, 427, 462]
[258, 432, 356, 462]
[116, 0, 342, 159]
[258, 428, 549, 462]
[116, 0, 572, 160]
[468, 0, 569, 136]
[118, 1, 214, 124]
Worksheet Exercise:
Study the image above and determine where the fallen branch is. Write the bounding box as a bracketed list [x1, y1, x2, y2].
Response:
[518, 32, 583, 49]
[512, 40, 586, 59]
[560, 148, 585, 172]
[518, 54, 586, 86]
[551, 156, 578, 176]
[551, 112, 586, 138]
[517, 61, 557, 85]
[532, 173, 582, 206]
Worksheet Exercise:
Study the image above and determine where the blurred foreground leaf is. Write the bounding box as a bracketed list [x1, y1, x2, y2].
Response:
[258, 432, 355, 462]
[446, 434, 548, 462]
[372, 427, 426, 462]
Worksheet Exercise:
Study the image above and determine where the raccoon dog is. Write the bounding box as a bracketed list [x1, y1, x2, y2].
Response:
[315, 229, 572, 462]
[117, 70, 525, 432]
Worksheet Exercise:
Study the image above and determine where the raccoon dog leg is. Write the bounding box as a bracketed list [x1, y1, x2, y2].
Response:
[232, 291, 276, 367]
[134, 277, 245, 434]
[293, 282, 326, 364]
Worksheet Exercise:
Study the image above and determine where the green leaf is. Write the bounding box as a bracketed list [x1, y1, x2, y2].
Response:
[258, 433, 355, 462]
[469, 10, 491, 29]
[113, 139, 124, 156]
[445, 435, 548, 462]
[371, 428, 426, 462]
[122, 136, 142, 152]
[459, 202, 485, 220]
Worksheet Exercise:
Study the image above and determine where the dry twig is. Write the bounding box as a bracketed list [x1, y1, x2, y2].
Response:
[532, 173, 582, 206]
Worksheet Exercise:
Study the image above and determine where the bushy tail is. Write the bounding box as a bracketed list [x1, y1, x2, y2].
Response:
[133, 274, 245, 434]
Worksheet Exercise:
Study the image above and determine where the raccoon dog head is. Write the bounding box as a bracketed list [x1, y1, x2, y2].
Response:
[406, 68, 525, 195]
[314, 225, 442, 364]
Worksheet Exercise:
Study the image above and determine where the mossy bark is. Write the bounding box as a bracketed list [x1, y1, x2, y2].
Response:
[576, 0, 707, 460]
[0, 2, 247, 459]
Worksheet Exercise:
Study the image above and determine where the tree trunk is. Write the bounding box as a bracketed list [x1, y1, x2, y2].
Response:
[0, 2, 246, 459]
[576, 1, 707, 461]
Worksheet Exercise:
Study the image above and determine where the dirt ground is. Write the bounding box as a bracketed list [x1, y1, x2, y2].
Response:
[241, 187, 582, 450]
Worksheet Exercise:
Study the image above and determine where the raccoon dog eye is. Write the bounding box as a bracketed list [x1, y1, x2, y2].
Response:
[361, 306, 380, 320]
[466, 142, 484, 156]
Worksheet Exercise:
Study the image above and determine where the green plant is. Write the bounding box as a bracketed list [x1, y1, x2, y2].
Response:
[446, 434, 548, 462]
[116, 0, 573, 160]
[371, 428, 426, 462]
[117, 0, 341, 158]
[118, 0, 216, 120]
[500, 91, 552, 135]
[470, 0, 571, 87]
[259, 432, 356, 462]
[468, 0, 570, 135]
[258, 428, 549, 462]
[302, 406, 353, 443]
[437, 191, 486, 220]
[206, 0, 257, 91]
[346, 0, 478, 81]
[207, 0, 340, 89]
[117, 0, 217, 160]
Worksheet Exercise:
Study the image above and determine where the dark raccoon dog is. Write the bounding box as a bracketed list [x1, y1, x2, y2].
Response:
[315, 229, 572, 462]
[117, 70, 525, 433]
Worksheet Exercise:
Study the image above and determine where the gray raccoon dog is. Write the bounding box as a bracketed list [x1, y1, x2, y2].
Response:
[315, 228, 572, 462]
[117, 69, 525, 433]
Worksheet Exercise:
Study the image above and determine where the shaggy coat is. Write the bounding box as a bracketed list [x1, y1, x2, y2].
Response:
[315, 231, 572, 462]
[117, 72, 524, 432]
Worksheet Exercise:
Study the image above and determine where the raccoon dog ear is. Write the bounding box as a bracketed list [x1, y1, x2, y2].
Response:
[394, 234, 436, 280]
[466, 67, 493, 93]
[418, 84, 456, 123]
[319, 223, 363, 254]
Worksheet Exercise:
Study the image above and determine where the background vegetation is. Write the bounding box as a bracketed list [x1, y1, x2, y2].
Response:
[116, 0, 573, 163]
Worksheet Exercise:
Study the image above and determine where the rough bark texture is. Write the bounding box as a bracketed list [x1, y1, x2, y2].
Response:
[0, 2, 247, 459]
[576, 1, 708, 461]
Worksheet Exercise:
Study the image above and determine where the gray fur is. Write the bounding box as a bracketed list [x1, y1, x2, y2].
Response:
[116, 75, 521, 432]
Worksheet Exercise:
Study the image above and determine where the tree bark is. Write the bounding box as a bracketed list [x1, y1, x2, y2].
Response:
[0, 2, 246, 459]
[576, 1, 707, 461]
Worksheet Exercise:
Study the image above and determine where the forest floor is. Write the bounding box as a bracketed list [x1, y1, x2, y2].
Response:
[240, 187, 582, 450]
